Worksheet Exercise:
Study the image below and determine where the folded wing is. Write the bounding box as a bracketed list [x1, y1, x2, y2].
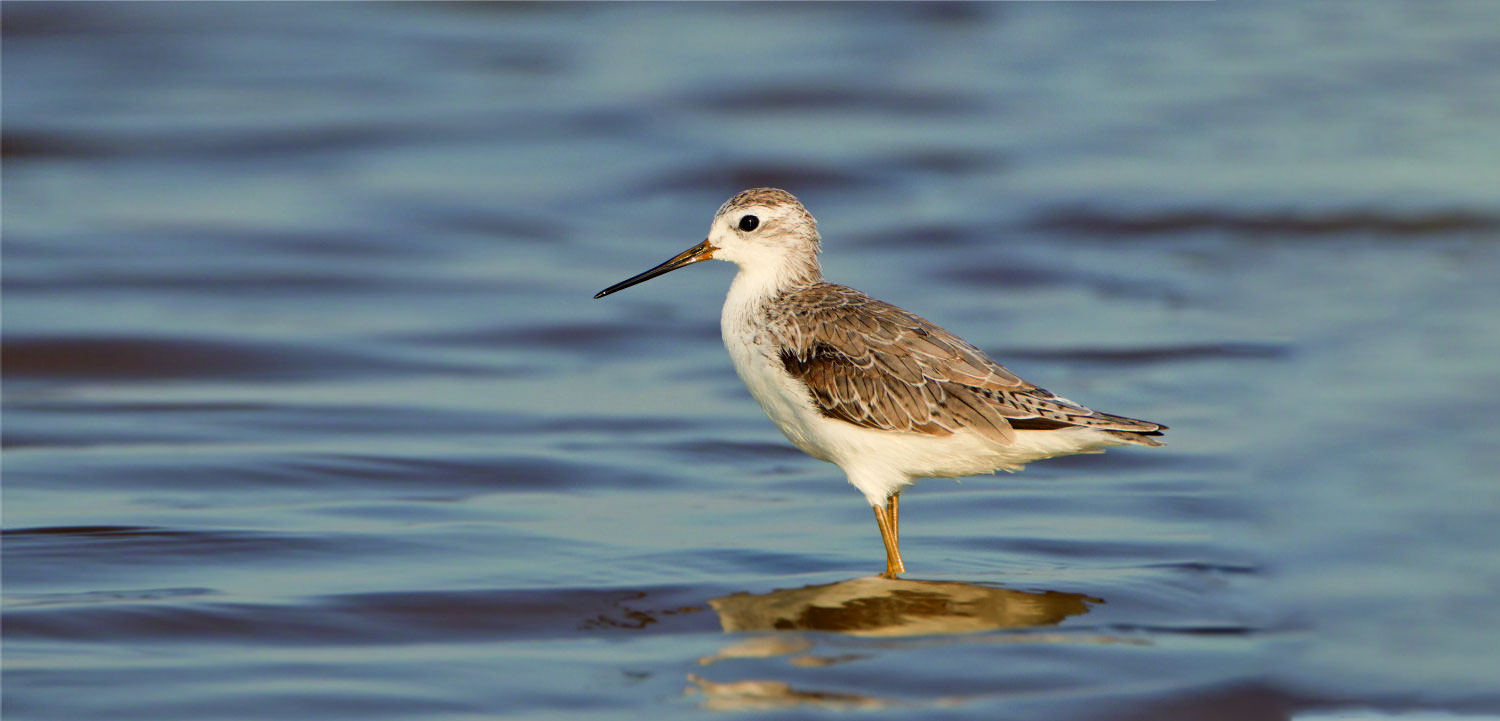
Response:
[771, 284, 1166, 446]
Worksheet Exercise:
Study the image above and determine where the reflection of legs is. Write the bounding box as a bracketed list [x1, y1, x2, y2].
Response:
[872, 501, 906, 578]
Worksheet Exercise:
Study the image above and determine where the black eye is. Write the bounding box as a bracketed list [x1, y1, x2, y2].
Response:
[738, 215, 759, 232]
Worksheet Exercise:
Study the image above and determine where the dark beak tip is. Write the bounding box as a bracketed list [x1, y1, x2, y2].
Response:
[594, 239, 711, 300]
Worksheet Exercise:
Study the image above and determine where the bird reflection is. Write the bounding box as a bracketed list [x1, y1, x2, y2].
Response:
[707, 575, 1099, 637]
[689, 577, 1103, 710]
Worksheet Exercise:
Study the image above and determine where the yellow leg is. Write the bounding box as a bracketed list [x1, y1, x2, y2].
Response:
[872, 502, 906, 578]
[886, 493, 900, 545]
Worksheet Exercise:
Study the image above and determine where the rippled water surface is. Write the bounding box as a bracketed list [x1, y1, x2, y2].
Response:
[5, 3, 1500, 719]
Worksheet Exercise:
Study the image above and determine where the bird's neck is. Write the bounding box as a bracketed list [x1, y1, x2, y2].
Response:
[723, 253, 822, 328]
[729, 252, 821, 302]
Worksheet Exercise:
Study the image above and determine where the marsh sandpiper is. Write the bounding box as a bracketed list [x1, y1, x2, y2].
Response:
[595, 188, 1165, 577]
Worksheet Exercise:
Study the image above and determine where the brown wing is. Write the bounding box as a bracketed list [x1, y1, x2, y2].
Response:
[770, 284, 1166, 445]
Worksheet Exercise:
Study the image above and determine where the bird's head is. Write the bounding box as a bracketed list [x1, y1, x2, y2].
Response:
[594, 188, 822, 299]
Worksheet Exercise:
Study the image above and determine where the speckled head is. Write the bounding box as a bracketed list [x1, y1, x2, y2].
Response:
[702, 188, 822, 285]
[714, 188, 820, 253]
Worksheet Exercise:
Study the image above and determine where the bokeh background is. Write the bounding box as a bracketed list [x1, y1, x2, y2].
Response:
[4, 2, 1499, 719]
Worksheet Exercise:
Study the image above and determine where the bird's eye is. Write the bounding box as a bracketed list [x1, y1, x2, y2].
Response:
[738, 215, 759, 232]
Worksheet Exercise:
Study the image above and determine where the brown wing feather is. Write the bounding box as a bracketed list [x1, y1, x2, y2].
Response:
[771, 283, 1166, 445]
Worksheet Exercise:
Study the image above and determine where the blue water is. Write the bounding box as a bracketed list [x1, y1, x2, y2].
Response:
[5, 2, 1499, 719]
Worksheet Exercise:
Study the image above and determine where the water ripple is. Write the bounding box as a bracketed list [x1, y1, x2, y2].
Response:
[1, 335, 480, 381]
[1033, 207, 1500, 237]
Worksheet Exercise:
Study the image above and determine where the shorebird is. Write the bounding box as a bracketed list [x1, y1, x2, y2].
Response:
[594, 188, 1165, 577]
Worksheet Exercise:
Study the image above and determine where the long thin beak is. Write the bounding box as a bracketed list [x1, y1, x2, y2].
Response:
[593, 239, 715, 299]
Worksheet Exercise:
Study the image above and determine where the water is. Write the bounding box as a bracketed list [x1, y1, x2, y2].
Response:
[4, 3, 1499, 719]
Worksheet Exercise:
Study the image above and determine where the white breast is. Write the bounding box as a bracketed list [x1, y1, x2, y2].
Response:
[719, 272, 835, 461]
